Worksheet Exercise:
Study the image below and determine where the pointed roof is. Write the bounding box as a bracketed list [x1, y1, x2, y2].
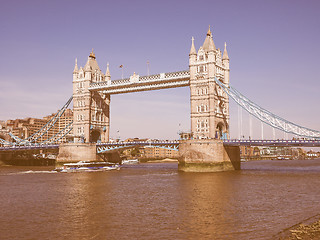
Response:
[208, 37, 215, 51]
[73, 58, 78, 73]
[84, 49, 102, 73]
[84, 57, 92, 72]
[202, 25, 216, 52]
[222, 42, 229, 60]
[189, 37, 197, 55]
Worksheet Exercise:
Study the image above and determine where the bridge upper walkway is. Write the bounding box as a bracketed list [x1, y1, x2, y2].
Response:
[88, 70, 190, 94]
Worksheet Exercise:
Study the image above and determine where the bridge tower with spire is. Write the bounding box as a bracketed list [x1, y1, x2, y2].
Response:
[72, 50, 110, 143]
[189, 26, 230, 140]
[179, 26, 239, 172]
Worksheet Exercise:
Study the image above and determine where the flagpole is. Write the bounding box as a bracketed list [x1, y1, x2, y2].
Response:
[122, 67, 123, 80]
[147, 60, 150, 76]
[119, 65, 124, 80]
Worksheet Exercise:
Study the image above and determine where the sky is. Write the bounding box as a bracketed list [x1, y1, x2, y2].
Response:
[0, 0, 319, 140]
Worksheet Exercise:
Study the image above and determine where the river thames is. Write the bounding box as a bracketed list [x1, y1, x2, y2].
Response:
[1, 159, 320, 239]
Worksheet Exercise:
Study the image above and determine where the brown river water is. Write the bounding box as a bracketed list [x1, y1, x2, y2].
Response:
[1, 159, 320, 240]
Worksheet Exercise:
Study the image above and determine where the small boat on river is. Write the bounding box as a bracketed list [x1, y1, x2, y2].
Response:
[121, 159, 139, 164]
[54, 161, 121, 172]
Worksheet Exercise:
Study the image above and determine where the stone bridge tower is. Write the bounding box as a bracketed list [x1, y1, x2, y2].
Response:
[178, 27, 239, 172]
[72, 50, 110, 143]
[189, 26, 230, 140]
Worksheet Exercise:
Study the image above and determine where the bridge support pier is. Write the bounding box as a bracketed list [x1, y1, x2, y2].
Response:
[0, 152, 13, 165]
[178, 139, 240, 172]
[57, 143, 98, 164]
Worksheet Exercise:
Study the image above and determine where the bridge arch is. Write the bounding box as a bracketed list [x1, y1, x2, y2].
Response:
[216, 122, 228, 140]
[90, 129, 101, 143]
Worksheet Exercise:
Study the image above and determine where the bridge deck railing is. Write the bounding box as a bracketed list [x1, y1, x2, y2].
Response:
[89, 70, 190, 91]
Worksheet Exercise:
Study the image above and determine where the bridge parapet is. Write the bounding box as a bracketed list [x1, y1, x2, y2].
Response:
[0, 144, 59, 152]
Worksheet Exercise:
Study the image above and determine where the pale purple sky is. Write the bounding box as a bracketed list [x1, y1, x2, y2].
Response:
[0, 0, 319, 140]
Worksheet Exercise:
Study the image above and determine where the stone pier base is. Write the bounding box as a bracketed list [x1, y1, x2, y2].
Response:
[0, 152, 13, 165]
[178, 139, 240, 172]
[57, 143, 98, 163]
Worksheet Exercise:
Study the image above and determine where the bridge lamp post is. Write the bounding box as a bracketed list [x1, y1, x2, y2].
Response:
[117, 130, 120, 142]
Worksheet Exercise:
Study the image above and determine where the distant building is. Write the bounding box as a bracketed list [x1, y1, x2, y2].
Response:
[2, 109, 73, 143]
[120, 138, 179, 159]
[254, 146, 300, 160]
[141, 147, 179, 159]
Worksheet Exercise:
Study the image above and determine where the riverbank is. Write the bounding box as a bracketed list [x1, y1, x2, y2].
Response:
[140, 158, 178, 163]
[277, 215, 320, 239]
[147, 158, 178, 163]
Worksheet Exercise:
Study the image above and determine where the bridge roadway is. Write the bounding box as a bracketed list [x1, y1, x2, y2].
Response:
[223, 139, 320, 147]
[0, 144, 59, 152]
[0, 139, 319, 153]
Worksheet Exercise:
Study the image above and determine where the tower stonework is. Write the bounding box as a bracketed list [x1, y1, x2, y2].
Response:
[72, 50, 110, 143]
[189, 27, 230, 140]
[178, 27, 240, 172]
[57, 51, 111, 163]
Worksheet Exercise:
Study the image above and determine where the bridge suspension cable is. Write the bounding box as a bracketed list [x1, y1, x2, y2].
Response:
[0, 138, 13, 146]
[41, 121, 73, 144]
[9, 97, 73, 145]
[8, 132, 23, 143]
[214, 78, 320, 139]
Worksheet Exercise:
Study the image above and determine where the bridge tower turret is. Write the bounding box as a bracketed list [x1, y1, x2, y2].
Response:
[72, 50, 110, 143]
[189, 26, 230, 140]
[222, 42, 230, 85]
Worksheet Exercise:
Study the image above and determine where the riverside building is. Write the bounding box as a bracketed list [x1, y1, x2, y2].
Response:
[3, 109, 73, 143]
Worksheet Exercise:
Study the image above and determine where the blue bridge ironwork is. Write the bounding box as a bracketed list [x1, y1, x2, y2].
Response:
[223, 139, 320, 147]
[96, 141, 180, 153]
[1, 139, 319, 153]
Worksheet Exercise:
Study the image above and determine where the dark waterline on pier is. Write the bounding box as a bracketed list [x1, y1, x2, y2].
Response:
[1, 159, 320, 239]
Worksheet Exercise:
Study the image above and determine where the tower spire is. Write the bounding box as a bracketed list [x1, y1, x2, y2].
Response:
[105, 62, 111, 79]
[207, 25, 212, 36]
[222, 42, 229, 60]
[73, 58, 78, 73]
[89, 48, 96, 59]
[189, 36, 197, 55]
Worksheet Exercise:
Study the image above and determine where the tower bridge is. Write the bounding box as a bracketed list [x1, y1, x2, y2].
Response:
[1, 26, 319, 171]
[71, 27, 231, 145]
